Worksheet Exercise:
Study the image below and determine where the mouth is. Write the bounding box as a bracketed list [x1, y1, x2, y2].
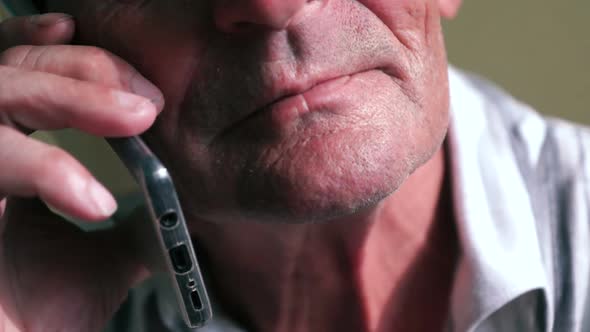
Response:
[260, 74, 355, 114]
[212, 68, 381, 142]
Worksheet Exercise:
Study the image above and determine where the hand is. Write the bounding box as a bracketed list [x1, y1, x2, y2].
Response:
[0, 13, 163, 331]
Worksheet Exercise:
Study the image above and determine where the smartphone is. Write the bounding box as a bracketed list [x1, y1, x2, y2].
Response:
[106, 136, 212, 328]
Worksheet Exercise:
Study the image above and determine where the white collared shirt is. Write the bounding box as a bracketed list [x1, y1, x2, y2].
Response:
[447, 68, 590, 332]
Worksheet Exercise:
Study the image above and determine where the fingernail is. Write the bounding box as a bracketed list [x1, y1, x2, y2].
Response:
[87, 180, 118, 217]
[130, 72, 164, 112]
[29, 13, 73, 28]
[112, 90, 156, 115]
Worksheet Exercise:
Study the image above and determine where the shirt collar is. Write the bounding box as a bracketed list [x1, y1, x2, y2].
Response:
[446, 67, 550, 331]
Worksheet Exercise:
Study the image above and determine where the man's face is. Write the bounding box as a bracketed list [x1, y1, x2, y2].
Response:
[48, 0, 452, 224]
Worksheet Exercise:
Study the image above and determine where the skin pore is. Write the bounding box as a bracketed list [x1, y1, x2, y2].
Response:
[44, 0, 462, 330]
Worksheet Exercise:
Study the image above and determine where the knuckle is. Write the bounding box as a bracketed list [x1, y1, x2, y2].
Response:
[83, 46, 110, 61]
[82, 47, 117, 72]
[80, 46, 132, 87]
[36, 147, 79, 182]
[0, 45, 35, 67]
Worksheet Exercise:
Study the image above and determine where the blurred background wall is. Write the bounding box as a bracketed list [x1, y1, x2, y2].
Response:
[443, 1, 590, 124]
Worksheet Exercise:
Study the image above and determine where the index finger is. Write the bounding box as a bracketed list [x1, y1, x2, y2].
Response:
[0, 13, 74, 51]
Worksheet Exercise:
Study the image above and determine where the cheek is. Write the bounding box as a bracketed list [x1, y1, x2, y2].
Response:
[359, 0, 449, 112]
[51, 2, 207, 106]
[360, 0, 437, 48]
[60, 2, 213, 146]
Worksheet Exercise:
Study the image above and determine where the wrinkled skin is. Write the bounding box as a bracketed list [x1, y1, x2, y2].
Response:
[48, 0, 452, 224]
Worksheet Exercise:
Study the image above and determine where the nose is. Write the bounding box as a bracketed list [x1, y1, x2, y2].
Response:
[214, 0, 309, 32]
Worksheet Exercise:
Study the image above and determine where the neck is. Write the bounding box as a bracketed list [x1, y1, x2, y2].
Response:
[191, 146, 457, 332]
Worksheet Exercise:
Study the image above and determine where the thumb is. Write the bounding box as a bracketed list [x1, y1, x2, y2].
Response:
[0, 13, 74, 51]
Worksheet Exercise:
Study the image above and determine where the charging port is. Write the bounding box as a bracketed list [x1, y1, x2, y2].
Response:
[169, 244, 192, 274]
[190, 289, 203, 310]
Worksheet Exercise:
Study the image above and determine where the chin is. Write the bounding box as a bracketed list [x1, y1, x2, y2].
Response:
[188, 117, 443, 224]
[235, 174, 401, 224]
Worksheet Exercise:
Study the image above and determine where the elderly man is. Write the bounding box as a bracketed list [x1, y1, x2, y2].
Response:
[0, 1, 588, 331]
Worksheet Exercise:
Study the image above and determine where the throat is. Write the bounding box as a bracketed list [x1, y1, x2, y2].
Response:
[197, 213, 458, 332]
[190, 146, 458, 332]
[194, 203, 458, 332]
[355, 204, 458, 331]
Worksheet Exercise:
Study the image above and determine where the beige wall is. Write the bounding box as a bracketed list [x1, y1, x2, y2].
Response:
[443, 1, 590, 124]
